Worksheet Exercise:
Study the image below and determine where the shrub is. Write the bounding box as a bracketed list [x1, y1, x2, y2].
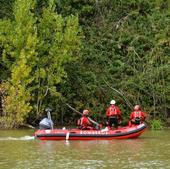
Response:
[150, 119, 163, 130]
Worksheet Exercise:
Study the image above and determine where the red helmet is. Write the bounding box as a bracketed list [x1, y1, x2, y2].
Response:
[134, 105, 141, 111]
[83, 110, 89, 116]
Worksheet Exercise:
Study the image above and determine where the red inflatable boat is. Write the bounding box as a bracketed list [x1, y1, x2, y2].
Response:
[34, 123, 147, 140]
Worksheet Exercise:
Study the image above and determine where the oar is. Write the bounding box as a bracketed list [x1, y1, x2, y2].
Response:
[66, 103, 100, 127]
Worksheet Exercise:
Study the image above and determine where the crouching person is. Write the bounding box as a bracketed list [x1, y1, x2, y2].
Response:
[77, 110, 93, 130]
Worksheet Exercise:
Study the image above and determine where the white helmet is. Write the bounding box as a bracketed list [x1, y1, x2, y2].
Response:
[110, 100, 116, 105]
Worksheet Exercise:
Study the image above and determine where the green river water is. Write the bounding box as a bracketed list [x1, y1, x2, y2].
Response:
[0, 129, 170, 169]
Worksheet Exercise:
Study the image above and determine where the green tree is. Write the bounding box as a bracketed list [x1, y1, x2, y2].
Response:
[0, 0, 14, 19]
[32, 0, 81, 118]
[56, 0, 170, 124]
[0, 0, 81, 128]
[0, 0, 37, 128]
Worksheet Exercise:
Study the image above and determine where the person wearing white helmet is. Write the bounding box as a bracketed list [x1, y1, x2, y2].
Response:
[106, 100, 122, 129]
[77, 109, 93, 130]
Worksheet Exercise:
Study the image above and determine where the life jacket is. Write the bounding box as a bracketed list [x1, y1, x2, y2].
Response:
[77, 117, 92, 130]
[78, 117, 90, 127]
[133, 111, 142, 118]
[108, 106, 118, 116]
[79, 117, 85, 126]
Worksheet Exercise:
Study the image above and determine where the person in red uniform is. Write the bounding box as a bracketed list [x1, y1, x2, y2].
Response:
[77, 110, 93, 130]
[129, 105, 146, 126]
[106, 100, 122, 129]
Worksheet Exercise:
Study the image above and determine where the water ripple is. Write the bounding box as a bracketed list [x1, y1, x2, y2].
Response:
[0, 136, 35, 141]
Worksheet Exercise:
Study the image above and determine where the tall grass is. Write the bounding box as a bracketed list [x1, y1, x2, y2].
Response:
[150, 119, 163, 130]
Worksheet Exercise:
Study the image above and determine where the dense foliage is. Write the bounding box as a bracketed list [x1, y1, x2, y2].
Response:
[0, 0, 81, 128]
[0, 0, 169, 128]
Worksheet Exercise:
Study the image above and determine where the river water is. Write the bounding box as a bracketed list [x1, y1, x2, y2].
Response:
[0, 129, 170, 169]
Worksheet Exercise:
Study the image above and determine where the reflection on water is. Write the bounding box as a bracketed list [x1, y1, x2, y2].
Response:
[0, 130, 170, 169]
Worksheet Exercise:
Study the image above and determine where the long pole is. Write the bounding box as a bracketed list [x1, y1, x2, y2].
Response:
[66, 103, 100, 127]
[103, 79, 133, 109]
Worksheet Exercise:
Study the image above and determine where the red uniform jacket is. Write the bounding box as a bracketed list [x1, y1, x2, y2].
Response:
[106, 105, 121, 118]
[130, 111, 146, 121]
[77, 116, 91, 127]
